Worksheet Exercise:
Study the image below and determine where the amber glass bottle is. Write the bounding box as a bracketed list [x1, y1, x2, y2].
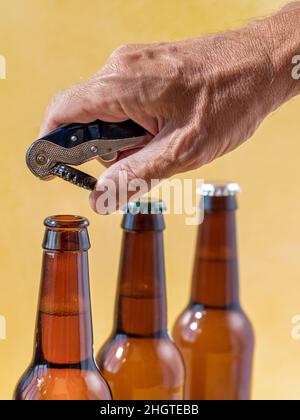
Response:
[173, 183, 254, 401]
[97, 201, 185, 400]
[14, 215, 111, 400]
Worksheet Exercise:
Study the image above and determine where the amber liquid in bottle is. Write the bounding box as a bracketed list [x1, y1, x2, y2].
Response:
[14, 216, 111, 400]
[97, 201, 185, 400]
[173, 185, 254, 400]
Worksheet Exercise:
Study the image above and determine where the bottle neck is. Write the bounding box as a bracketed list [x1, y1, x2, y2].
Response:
[34, 250, 94, 366]
[191, 199, 240, 308]
[115, 230, 168, 337]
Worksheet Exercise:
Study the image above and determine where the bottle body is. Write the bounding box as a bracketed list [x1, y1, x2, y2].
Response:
[173, 304, 254, 400]
[98, 334, 184, 400]
[14, 365, 111, 401]
[14, 216, 111, 400]
[97, 202, 185, 400]
[173, 185, 254, 400]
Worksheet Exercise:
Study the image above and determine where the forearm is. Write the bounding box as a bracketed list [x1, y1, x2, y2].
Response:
[162, 3, 300, 137]
[251, 2, 300, 109]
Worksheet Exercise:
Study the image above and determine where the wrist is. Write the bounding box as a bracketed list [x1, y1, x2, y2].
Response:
[256, 3, 300, 107]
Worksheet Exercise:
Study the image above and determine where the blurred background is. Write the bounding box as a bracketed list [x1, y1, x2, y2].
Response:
[0, 0, 299, 400]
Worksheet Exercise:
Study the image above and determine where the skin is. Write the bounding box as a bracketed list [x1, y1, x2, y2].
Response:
[39, 2, 300, 214]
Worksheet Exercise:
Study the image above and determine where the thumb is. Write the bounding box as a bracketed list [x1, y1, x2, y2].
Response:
[89, 132, 178, 214]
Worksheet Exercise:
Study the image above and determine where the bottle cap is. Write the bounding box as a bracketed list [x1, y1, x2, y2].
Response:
[122, 199, 166, 232]
[198, 182, 241, 197]
[123, 199, 167, 215]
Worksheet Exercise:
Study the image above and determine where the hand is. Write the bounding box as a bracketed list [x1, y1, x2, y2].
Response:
[39, 3, 300, 214]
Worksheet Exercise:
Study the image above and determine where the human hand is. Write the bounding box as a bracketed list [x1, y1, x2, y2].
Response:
[39, 3, 300, 214]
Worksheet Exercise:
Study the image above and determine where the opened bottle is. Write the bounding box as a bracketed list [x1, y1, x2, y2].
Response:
[14, 215, 111, 400]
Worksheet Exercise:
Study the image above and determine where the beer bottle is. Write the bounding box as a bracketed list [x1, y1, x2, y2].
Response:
[96, 201, 185, 400]
[14, 215, 111, 400]
[173, 183, 254, 400]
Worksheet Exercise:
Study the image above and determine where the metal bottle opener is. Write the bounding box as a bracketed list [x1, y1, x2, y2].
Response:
[26, 120, 151, 191]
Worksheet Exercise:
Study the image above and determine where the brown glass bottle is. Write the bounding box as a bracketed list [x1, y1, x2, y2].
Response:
[96, 201, 185, 400]
[173, 184, 254, 401]
[14, 216, 111, 400]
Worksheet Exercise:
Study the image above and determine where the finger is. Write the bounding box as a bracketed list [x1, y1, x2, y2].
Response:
[39, 77, 128, 137]
[89, 129, 181, 215]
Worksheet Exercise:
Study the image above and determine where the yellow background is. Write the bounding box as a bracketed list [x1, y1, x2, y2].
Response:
[0, 0, 299, 400]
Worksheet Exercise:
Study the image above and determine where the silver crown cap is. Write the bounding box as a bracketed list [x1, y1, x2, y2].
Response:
[198, 182, 241, 197]
[124, 199, 167, 214]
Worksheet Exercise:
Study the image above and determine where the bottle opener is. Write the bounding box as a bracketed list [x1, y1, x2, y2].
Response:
[26, 120, 152, 191]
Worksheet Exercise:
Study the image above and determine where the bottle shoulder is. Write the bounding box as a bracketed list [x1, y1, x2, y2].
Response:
[99, 333, 183, 357]
[14, 364, 111, 400]
[175, 303, 253, 324]
[173, 304, 254, 345]
[97, 333, 184, 377]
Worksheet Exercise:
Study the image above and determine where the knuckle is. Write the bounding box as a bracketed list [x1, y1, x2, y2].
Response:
[160, 128, 204, 173]
[110, 43, 133, 60]
[118, 160, 141, 182]
[109, 44, 145, 70]
[164, 133, 189, 164]
[66, 82, 88, 102]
